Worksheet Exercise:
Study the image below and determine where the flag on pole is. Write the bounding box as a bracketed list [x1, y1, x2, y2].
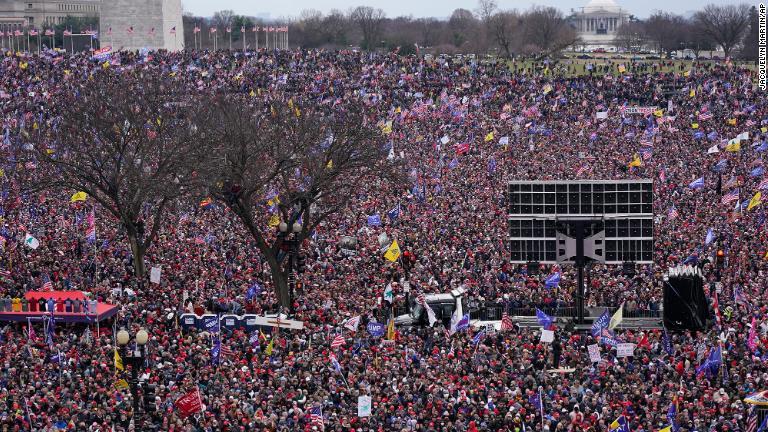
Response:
[309, 406, 324, 430]
[170, 26, 177, 35]
[608, 302, 624, 330]
[330, 334, 345, 349]
[384, 240, 401, 262]
[174, 389, 204, 418]
[344, 316, 361, 332]
[501, 311, 514, 331]
[41, 273, 53, 291]
[114, 348, 124, 371]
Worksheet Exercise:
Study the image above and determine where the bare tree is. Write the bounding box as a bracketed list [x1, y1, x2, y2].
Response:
[488, 10, 521, 58]
[448, 8, 478, 49]
[522, 6, 577, 56]
[693, 3, 750, 58]
[350, 6, 387, 50]
[475, 0, 498, 22]
[196, 97, 402, 310]
[644, 12, 688, 55]
[740, 5, 759, 60]
[416, 18, 442, 48]
[614, 21, 646, 53]
[32, 73, 201, 280]
[212, 9, 235, 30]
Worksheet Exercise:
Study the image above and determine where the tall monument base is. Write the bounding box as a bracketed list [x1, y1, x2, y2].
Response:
[100, 0, 184, 51]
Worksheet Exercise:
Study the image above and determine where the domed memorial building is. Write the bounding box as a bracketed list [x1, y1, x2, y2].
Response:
[568, 0, 629, 50]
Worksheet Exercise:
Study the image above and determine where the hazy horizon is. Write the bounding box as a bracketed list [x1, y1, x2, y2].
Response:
[182, 0, 746, 20]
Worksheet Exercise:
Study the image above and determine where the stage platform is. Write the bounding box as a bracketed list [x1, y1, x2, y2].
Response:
[0, 291, 118, 323]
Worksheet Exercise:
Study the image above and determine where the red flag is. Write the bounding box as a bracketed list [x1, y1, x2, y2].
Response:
[175, 389, 203, 417]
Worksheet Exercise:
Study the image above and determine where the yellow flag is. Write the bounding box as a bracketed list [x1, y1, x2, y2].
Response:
[326, 160, 333, 169]
[381, 121, 393, 135]
[386, 318, 395, 340]
[683, 70, 691, 78]
[691, 123, 699, 129]
[542, 84, 552, 95]
[653, 109, 663, 118]
[267, 196, 280, 207]
[748, 192, 762, 211]
[114, 349, 124, 372]
[265, 338, 274, 355]
[764, 251, 768, 260]
[628, 154, 642, 168]
[659, 426, 672, 432]
[384, 240, 401, 262]
[267, 214, 281, 227]
[288, 99, 294, 109]
[617, 64, 626, 74]
[762, 127, 767, 133]
[394, 106, 401, 114]
[103, 61, 110, 69]
[249, 90, 256, 97]
[0, 168, 4, 177]
[725, 141, 741, 152]
[727, 118, 737, 126]
[689, 89, 695, 98]
[115, 379, 130, 390]
[70, 191, 87, 203]
[484, 132, 494, 142]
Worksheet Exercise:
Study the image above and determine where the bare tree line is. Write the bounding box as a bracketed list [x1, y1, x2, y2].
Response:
[183, 2, 759, 60]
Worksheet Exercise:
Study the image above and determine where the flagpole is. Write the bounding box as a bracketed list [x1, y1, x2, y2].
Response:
[538, 386, 544, 428]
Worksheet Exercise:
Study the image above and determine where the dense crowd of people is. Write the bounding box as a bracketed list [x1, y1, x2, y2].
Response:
[0, 47, 766, 431]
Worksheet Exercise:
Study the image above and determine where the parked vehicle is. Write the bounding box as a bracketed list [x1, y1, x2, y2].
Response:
[394, 287, 467, 328]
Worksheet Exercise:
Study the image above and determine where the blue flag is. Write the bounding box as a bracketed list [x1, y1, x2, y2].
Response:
[536, 308, 553, 330]
[705, 228, 715, 245]
[488, 157, 497, 175]
[472, 329, 486, 345]
[203, 316, 219, 333]
[662, 328, 674, 356]
[713, 160, 727, 172]
[455, 314, 470, 332]
[246, 282, 262, 301]
[688, 177, 705, 190]
[667, 401, 679, 432]
[609, 415, 630, 432]
[591, 310, 611, 337]
[448, 158, 458, 169]
[696, 345, 722, 377]
[544, 272, 561, 289]
[387, 203, 400, 220]
[367, 214, 381, 226]
[367, 322, 385, 338]
[211, 337, 221, 366]
[751, 166, 765, 177]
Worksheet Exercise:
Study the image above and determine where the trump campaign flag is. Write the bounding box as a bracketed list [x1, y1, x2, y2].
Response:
[175, 388, 204, 417]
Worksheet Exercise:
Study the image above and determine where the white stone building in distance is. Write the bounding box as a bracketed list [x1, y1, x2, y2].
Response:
[568, 0, 629, 50]
[100, 0, 183, 51]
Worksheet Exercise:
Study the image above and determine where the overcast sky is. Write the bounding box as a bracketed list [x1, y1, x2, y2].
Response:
[182, 0, 744, 20]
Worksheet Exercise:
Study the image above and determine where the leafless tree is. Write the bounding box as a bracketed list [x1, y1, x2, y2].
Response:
[522, 6, 578, 56]
[415, 18, 442, 48]
[614, 21, 646, 53]
[212, 9, 235, 30]
[644, 12, 687, 55]
[488, 10, 521, 58]
[350, 6, 387, 50]
[32, 73, 201, 280]
[196, 97, 403, 309]
[475, 0, 498, 22]
[693, 3, 750, 58]
[448, 8, 478, 49]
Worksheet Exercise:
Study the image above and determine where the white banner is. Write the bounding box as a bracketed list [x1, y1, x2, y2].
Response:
[596, 111, 608, 120]
[622, 106, 658, 115]
[540, 329, 554, 343]
[616, 343, 636, 358]
[588, 344, 601, 363]
[150, 266, 162, 284]
[358, 395, 372, 417]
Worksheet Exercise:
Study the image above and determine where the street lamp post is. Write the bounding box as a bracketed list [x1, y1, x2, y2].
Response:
[278, 221, 302, 315]
[117, 328, 149, 428]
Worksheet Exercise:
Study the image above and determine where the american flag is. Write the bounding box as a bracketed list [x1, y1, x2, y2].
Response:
[148, 27, 155, 35]
[698, 112, 712, 121]
[41, 273, 53, 291]
[252, 26, 259, 32]
[45, 29, 54, 36]
[309, 406, 324, 429]
[193, 26, 201, 34]
[0, 268, 11, 278]
[759, 178, 768, 190]
[63, 29, 72, 36]
[659, 169, 666, 183]
[220, 343, 235, 357]
[576, 165, 590, 177]
[169, 26, 176, 35]
[28, 29, 38, 36]
[330, 334, 345, 349]
[746, 405, 758, 432]
[722, 188, 740, 204]
[126, 27, 134, 35]
[240, 26, 245, 33]
[14, 30, 23, 36]
[86, 209, 96, 243]
[668, 206, 679, 220]
[210, 27, 217, 33]
[746, 119, 756, 128]
[501, 311, 514, 331]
